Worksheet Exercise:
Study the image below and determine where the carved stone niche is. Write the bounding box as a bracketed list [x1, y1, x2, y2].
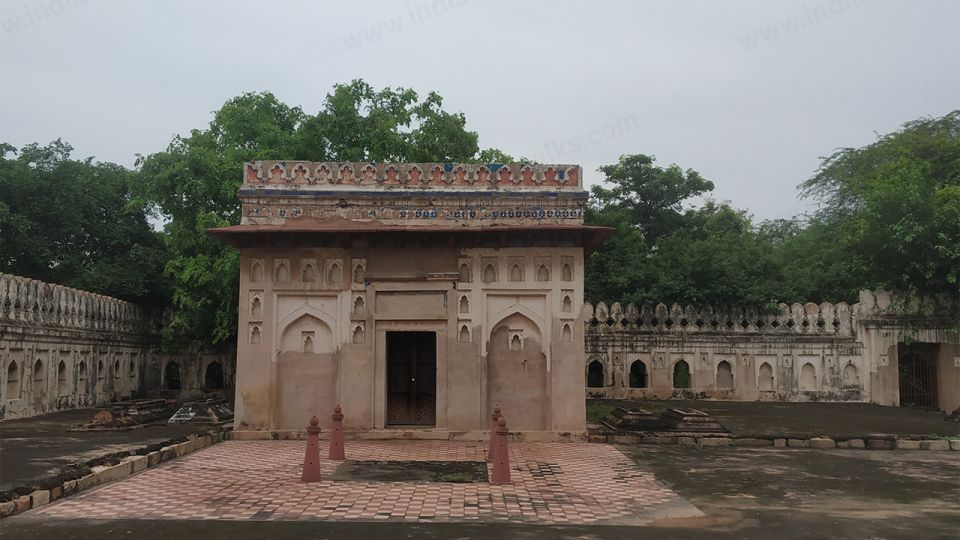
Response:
[560, 256, 574, 282]
[325, 258, 343, 286]
[352, 259, 366, 288]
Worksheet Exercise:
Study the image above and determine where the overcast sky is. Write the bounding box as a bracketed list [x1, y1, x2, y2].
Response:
[1, 0, 957, 220]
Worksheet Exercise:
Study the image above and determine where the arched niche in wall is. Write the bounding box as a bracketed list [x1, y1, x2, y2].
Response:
[800, 362, 817, 391]
[587, 359, 605, 388]
[275, 309, 338, 430]
[458, 262, 472, 283]
[205, 360, 224, 390]
[279, 313, 334, 354]
[716, 360, 734, 389]
[164, 362, 181, 390]
[482, 263, 497, 283]
[487, 311, 546, 431]
[758, 362, 775, 391]
[536, 263, 550, 282]
[842, 363, 860, 387]
[274, 260, 290, 283]
[250, 260, 264, 283]
[57, 360, 69, 396]
[673, 360, 691, 389]
[629, 360, 647, 388]
[6, 360, 20, 399]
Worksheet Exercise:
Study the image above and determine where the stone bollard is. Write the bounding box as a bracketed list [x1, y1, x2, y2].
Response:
[487, 404, 502, 462]
[490, 416, 511, 485]
[301, 416, 322, 482]
[329, 404, 345, 461]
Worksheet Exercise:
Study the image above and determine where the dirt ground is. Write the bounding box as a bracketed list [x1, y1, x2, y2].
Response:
[595, 399, 960, 438]
[0, 408, 210, 491]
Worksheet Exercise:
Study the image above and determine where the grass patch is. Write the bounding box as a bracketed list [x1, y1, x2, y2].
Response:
[586, 401, 615, 423]
[437, 472, 475, 483]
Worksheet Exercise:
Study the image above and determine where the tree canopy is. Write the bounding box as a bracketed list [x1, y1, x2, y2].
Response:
[585, 111, 959, 308]
[800, 111, 960, 302]
[137, 80, 507, 349]
[0, 140, 168, 305]
[2, 82, 954, 349]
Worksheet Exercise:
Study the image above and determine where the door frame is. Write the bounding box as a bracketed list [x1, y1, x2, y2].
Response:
[385, 330, 437, 426]
[374, 321, 447, 430]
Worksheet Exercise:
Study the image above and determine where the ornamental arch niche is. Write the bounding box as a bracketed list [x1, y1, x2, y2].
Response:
[587, 359, 605, 388]
[800, 362, 817, 391]
[487, 312, 546, 431]
[629, 360, 648, 388]
[716, 360, 734, 389]
[673, 359, 691, 389]
[758, 362, 775, 391]
[275, 310, 338, 430]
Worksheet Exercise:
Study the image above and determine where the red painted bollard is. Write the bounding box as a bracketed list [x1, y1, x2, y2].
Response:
[301, 416, 321, 482]
[329, 404, 345, 461]
[490, 416, 511, 485]
[487, 404, 502, 462]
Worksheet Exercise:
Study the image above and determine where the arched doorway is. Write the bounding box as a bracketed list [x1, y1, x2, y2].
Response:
[205, 361, 224, 390]
[587, 360, 605, 388]
[164, 362, 181, 390]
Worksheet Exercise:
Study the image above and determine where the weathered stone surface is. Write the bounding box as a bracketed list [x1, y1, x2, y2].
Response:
[29, 490, 50, 508]
[147, 451, 161, 467]
[848, 438, 866, 449]
[93, 461, 132, 483]
[49, 485, 64, 501]
[735, 437, 773, 447]
[836, 440, 850, 448]
[77, 473, 100, 491]
[895, 439, 921, 450]
[920, 440, 950, 451]
[124, 454, 149, 472]
[950, 439, 960, 451]
[63, 479, 77, 495]
[774, 438, 787, 447]
[642, 435, 678, 445]
[0, 501, 17, 517]
[699, 437, 733, 447]
[788, 438, 809, 448]
[677, 436, 697, 447]
[14, 496, 31, 512]
[809, 437, 836, 449]
[866, 439, 894, 450]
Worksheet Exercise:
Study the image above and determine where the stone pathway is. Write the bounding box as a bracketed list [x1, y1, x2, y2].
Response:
[33, 440, 701, 525]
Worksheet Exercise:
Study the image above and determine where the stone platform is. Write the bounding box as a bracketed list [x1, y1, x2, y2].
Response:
[31, 440, 701, 525]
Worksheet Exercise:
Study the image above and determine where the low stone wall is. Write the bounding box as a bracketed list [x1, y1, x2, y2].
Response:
[588, 432, 960, 451]
[583, 291, 960, 411]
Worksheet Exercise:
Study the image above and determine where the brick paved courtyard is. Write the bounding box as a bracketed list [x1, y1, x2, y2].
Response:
[32, 440, 702, 525]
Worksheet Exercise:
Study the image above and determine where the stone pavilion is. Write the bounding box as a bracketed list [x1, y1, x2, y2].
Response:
[207, 161, 612, 440]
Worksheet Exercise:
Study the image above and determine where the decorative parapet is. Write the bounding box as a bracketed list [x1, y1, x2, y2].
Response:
[582, 300, 857, 337]
[0, 273, 148, 336]
[243, 161, 583, 190]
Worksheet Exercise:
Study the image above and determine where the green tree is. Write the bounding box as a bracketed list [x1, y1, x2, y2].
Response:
[800, 110, 960, 302]
[0, 140, 168, 304]
[642, 202, 785, 307]
[139, 81, 504, 350]
[585, 154, 715, 304]
[590, 154, 714, 244]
